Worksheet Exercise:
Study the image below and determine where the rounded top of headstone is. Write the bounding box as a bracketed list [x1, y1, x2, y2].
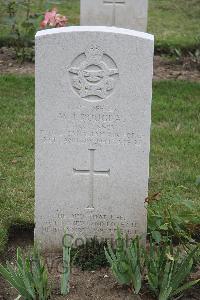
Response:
[35, 26, 154, 42]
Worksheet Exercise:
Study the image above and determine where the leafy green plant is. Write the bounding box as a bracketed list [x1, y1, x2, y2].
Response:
[104, 229, 143, 294]
[61, 233, 71, 296]
[147, 193, 200, 244]
[2, 0, 42, 61]
[171, 47, 182, 61]
[145, 239, 200, 300]
[183, 242, 200, 267]
[2, 0, 68, 62]
[0, 246, 51, 299]
[189, 49, 200, 69]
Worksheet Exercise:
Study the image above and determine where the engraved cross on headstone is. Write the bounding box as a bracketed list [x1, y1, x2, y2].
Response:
[103, 0, 126, 26]
[73, 149, 110, 209]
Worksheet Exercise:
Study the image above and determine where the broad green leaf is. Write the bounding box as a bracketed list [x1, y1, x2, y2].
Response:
[152, 231, 162, 243]
[171, 279, 200, 297]
[0, 264, 29, 298]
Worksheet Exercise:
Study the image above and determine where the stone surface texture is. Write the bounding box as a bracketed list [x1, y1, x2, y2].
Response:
[35, 26, 154, 251]
[81, 0, 148, 32]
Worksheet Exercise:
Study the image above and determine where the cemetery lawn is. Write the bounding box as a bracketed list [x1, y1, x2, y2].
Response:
[0, 75, 200, 253]
[0, 0, 200, 51]
[148, 0, 200, 51]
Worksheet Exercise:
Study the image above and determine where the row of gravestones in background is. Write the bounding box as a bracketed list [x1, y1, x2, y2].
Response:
[81, 0, 148, 32]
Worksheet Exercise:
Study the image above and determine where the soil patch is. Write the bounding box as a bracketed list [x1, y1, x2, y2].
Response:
[0, 227, 199, 300]
[153, 55, 200, 82]
[0, 47, 200, 82]
[0, 48, 34, 76]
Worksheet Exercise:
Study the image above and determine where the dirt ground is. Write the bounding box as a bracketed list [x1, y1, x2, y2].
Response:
[0, 227, 199, 300]
[0, 47, 200, 82]
[0, 228, 151, 300]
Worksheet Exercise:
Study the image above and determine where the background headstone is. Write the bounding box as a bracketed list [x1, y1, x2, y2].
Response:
[35, 27, 154, 251]
[81, 0, 148, 32]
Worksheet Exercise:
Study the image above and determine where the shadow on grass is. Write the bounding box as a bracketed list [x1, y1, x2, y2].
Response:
[0, 223, 34, 261]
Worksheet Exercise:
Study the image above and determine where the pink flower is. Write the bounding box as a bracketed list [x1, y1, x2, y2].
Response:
[40, 8, 68, 29]
[55, 14, 68, 27]
[40, 7, 57, 28]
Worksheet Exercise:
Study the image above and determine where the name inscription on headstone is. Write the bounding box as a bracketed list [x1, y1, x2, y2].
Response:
[39, 105, 142, 146]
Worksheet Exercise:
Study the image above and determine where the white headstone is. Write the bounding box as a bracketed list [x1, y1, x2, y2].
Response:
[81, 0, 148, 32]
[35, 27, 154, 251]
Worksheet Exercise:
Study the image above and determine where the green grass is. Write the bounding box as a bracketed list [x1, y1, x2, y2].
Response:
[0, 76, 200, 253]
[0, 0, 200, 51]
[0, 76, 34, 253]
[150, 81, 200, 200]
[149, 0, 200, 51]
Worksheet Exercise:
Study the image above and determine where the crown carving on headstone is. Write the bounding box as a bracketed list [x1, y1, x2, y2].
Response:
[85, 44, 104, 62]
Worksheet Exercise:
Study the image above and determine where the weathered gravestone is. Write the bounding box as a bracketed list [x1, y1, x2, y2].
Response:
[81, 0, 148, 32]
[35, 26, 154, 251]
